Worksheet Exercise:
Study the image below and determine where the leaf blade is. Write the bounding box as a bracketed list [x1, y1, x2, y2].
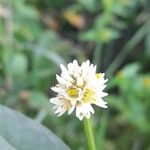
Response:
[0, 105, 70, 150]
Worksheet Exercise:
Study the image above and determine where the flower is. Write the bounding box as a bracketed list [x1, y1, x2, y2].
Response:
[50, 60, 108, 120]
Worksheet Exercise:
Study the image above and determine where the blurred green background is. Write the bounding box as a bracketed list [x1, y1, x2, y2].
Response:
[0, 0, 150, 149]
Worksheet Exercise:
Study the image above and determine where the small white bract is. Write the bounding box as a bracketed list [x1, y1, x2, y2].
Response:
[50, 60, 108, 120]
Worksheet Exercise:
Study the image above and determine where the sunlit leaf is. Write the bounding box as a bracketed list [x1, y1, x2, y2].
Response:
[63, 10, 85, 29]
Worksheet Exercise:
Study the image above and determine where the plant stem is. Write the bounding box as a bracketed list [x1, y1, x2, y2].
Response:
[106, 21, 148, 77]
[93, 43, 103, 69]
[35, 109, 47, 123]
[83, 118, 96, 150]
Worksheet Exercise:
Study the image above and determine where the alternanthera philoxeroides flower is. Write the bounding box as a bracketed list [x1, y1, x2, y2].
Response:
[50, 60, 108, 120]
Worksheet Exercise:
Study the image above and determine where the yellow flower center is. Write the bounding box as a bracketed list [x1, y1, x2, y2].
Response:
[96, 73, 101, 79]
[67, 87, 79, 98]
[82, 88, 95, 103]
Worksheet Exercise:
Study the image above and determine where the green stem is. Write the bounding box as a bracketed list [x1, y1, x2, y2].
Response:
[93, 43, 103, 68]
[83, 118, 96, 150]
[35, 109, 47, 123]
[106, 21, 149, 77]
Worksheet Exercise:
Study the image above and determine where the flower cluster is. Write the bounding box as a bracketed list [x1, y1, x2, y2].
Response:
[50, 60, 108, 120]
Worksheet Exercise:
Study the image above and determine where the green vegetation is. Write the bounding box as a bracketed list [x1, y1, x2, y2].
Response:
[0, 0, 149, 149]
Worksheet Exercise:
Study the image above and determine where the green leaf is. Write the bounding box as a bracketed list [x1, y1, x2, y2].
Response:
[119, 62, 141, 78]
[80, 29, 97, 41]
[28, 43, 66, 66]
[28, 90, 50, 110]
[0, 105, 70, 150]
[78, 0, 96, 12]
[80, 28, 119, 42]
[2, 51, 28, 77]
[9, 53, 28, 77]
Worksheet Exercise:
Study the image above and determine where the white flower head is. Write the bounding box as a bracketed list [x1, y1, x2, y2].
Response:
[50, 60, 108, 120]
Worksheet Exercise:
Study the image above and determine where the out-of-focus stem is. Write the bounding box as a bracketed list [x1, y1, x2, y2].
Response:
[93, 43, 103, 69]
[35, 109, 47, 123]
[106, 21, 149, 77]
